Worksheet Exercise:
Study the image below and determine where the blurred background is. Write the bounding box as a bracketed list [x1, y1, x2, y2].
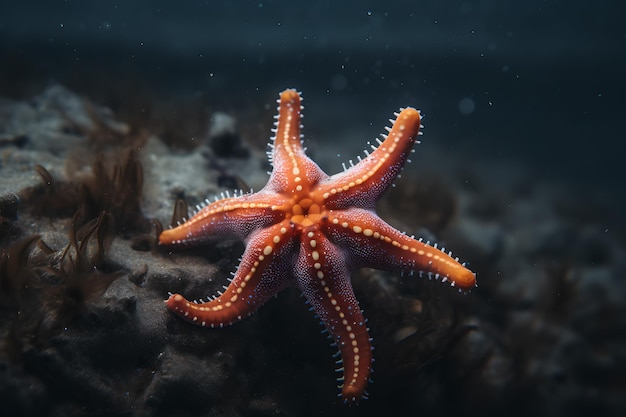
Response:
[1, 0, 624, 189]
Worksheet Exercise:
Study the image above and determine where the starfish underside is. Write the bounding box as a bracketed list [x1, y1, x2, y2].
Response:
[159, 89, 476, 402]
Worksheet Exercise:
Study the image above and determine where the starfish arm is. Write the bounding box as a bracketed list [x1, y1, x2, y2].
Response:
[166, 220, 298, 327]
[267, 89, 327, 195]
[312, 107, 422, 209]
[294, 229, 373, 402]
[324, 208, 476, 290]
[159, 191, 288, 246]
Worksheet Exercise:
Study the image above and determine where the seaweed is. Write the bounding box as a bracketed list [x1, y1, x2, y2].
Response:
[351, 268, 478, 405]
[23, 164, 81, 218]
[169, 198, 189, 227]
[20, 151, 150, 235]
[537, 261, 578, 322]
[379, 173, 457, 235]
[0, 211, 120, 355]
[0, 235, 40, 308]
[79, 150, 149, 234]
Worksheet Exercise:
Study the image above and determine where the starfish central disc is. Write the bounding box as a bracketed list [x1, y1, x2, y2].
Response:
[288, 197, 326, 227]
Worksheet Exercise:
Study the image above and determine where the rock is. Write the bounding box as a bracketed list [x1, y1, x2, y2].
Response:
[0, 192, 19, 221]
[207, 112, 248, 158]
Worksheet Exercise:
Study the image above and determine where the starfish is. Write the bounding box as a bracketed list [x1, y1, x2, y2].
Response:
[159, 89, 476, 402]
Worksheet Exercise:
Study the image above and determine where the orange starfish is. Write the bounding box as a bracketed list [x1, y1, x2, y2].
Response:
[159, 89, 476, 402]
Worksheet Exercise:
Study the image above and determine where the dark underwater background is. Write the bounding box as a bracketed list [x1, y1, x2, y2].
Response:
[1, 1, 625, 417]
